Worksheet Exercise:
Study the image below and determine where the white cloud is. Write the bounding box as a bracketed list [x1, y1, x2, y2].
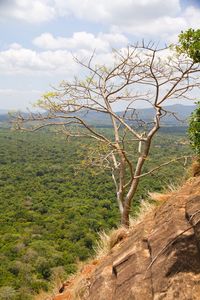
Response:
[157, 6, 200, 42]
[33, 32, 128, 51]
[115, 7, 200, 41]
[54, 0, 181, 23]
[115, 15, 186, 38]
[0, 0, 199, 42]
[0, 0, 55, 23]
[33, 32, 108, 52]
[0, 46, 77, 75]
[52, 0, 200, 41]
[0, 41, 117, 109]
[0, 40, 118, 76]
[183, 6, 200, 29]
[9, 43, 23, 50]
[1, 0, 200, 110]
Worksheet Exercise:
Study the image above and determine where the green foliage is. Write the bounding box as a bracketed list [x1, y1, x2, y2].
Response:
[188, 102, 200, 156]
[0, 128, 192, 298]
[176, 28, 200, 63]
[176, 29, 200, 157]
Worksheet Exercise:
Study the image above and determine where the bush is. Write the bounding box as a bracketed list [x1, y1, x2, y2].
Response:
[30, 280, 48, 293]
[35, 258, 52, 280]
[177, 28, 200, 63]
[188, 102, 200, 157]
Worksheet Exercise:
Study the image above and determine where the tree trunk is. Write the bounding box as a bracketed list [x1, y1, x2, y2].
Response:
[121, 205, 131, 227]
[121, 178, 140, 227]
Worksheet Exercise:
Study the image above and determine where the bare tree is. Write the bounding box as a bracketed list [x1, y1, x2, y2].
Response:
[14, 44, 200, 227]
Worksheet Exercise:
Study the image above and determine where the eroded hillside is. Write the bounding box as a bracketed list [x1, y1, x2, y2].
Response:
[53, 174, 200, 300]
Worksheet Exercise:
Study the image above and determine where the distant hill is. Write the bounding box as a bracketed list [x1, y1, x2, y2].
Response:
[0, 104, 195, 127]
[127, 104, 195, 126]
[0, 111, 9, 123]
[78, 104, 196, 127]
[0, 110, 9, 115]
[0, 110, 22, 124]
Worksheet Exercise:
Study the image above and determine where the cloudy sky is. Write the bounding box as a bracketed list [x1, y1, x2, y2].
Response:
[0, 0, 200, 110]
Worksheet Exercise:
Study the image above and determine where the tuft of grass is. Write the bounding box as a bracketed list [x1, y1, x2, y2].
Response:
[95, 199, 156, 259]
[182, 158, 200, 179]
[129, 199, 155, 228]
[191, 159, 200, 177]
[94, 227, 128, 259]
[71, 275, 90, 300]
[166, 183, 180, 192]
[148, 192, 171, 203]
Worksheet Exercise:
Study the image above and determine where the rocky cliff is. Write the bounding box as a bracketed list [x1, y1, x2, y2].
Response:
[54, 175, 200, 300]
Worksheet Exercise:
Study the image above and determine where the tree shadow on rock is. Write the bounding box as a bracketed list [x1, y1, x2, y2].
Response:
[165, 233, 200, 277]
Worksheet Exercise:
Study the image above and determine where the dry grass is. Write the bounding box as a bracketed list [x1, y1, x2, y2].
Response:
[71, 274, 90, 300]
[182, 157, 200, 179]
[129, 199, 156, 228]
[191, 159, 200, 177]
[94, 227, 128, 259]
[94, 199, 157, 259]
[147, 180, 184, 205]
[148, 192, 171, 203]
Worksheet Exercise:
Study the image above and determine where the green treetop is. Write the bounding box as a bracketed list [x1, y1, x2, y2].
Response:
[176, 28, 200, 63]
[188, 101, 200, 156]
[177, 28, 200, 158]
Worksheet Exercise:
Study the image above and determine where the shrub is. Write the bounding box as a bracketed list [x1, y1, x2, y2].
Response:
[188, 102, 200, 157]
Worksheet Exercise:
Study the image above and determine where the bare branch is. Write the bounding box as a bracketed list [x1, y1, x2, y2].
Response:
[134, 155, 192, 179]
[14, 43, 200, 227]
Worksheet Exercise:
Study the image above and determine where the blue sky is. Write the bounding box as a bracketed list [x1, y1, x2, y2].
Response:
[0, 0, 199, 110]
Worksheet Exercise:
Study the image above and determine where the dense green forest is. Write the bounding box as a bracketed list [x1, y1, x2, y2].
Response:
[0, 128, 192, 299]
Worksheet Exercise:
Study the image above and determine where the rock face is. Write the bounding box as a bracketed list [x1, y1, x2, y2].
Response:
[54, 177, 200, 300]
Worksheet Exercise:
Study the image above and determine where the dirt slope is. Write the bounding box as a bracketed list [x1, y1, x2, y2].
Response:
[54, 176, 200, 300]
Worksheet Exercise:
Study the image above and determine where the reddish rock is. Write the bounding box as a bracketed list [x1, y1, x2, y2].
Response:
[54, 291, 72, 300]
[54, 177, 200, 300]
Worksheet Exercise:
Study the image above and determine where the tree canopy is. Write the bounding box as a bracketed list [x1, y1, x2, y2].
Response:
[188, 101, 200, 156]
[177, 28, 200, 158]
[176, 28, 200, 63]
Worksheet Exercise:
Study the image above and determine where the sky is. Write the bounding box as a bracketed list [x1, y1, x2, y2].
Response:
[0, 0, 200, 110]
